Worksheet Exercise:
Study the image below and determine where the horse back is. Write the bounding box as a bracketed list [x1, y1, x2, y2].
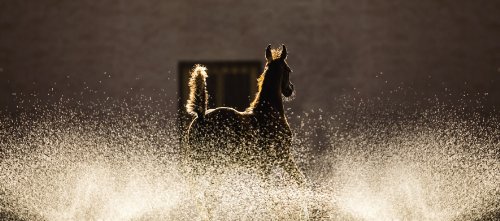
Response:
[187, 107, 253, 145]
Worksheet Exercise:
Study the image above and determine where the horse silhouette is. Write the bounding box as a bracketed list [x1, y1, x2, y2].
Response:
[184, 45, 305, 184]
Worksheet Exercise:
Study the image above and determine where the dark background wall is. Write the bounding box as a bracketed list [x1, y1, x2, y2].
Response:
[1, 0, 499, 114]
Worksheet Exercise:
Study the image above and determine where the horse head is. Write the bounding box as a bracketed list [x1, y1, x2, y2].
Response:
[265, 44, 294, 97]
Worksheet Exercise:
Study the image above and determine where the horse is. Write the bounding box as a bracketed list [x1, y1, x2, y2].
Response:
[184, 44, 305, 185]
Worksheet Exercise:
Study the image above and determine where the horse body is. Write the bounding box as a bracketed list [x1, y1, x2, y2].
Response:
[187, 107, 256, 166]
[184, 45, 304, 184]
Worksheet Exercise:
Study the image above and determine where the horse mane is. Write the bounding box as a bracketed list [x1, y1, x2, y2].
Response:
[270, 48, 284, 60]
[247, 74, 265, 111]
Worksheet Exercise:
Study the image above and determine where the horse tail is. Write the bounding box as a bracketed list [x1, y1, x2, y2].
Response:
[186, 64, 208, 119]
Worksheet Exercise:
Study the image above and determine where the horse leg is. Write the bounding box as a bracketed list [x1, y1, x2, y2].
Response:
[277, 151, 311, 220]
[279, 153, 306, 185]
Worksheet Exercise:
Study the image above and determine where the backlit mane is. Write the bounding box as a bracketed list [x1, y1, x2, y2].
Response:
[248, 73, 265, 111]
[270, 48, 283, 60]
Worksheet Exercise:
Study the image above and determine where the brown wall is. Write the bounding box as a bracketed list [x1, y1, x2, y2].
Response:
[1, 0, 499, 113]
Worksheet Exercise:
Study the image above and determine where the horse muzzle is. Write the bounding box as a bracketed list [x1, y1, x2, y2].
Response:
[282, 83, 294, 97]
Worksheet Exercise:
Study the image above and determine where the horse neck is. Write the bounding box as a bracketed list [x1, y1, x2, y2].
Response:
[249, 71, 285, 116]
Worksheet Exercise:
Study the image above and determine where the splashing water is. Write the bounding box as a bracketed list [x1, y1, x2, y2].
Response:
[0, 99, 499, 221]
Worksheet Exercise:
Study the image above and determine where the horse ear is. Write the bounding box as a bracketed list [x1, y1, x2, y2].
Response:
[280, 44, 287, 60]
[265, 44, 272, 61]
